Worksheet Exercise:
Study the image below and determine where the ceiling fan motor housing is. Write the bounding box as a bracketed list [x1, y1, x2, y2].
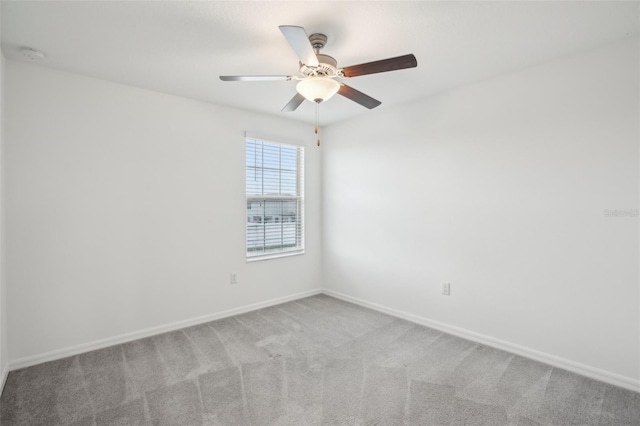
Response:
[300, 54, 339, 77]
[298, 33, 341, 77]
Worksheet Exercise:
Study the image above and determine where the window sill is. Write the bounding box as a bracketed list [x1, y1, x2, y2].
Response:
[246, 250, 305, 262]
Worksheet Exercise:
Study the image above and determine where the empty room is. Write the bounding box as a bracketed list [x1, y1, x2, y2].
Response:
[0, 1, 638, 425]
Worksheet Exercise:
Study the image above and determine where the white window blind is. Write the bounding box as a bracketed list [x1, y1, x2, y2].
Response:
[245, 137, 304, 259]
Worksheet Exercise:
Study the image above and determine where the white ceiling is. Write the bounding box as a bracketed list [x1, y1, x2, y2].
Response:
[2, 1, 639, 125]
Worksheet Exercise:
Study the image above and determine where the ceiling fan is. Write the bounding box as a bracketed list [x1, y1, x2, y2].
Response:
[221, 25, 418, 111]
[220, 25, 418, 144]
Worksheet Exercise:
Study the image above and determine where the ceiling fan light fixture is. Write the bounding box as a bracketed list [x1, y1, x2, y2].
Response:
[296, 77, 340, 103]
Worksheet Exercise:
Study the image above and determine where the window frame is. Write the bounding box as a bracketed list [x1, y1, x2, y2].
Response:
[245, 135, 305, 261]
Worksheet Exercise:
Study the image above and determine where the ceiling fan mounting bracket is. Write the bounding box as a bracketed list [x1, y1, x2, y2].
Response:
[308, 33, 328, 52]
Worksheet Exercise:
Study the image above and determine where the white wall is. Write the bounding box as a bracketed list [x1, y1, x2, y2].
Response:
[323, 38, 639, 386]
[5, 61, 322, 363]
[0, 4, 8, 389]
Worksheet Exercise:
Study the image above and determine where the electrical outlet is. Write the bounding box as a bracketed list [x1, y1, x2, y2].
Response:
[230, 273, 237, 284]
[441, 282, 451, 296]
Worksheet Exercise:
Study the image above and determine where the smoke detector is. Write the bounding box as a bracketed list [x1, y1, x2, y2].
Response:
[21, 47, 45, 61]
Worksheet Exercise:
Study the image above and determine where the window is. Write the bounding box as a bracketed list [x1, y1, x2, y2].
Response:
[245, 136, 304, 259]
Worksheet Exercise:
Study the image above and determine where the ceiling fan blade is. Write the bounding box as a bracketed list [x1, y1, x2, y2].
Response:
[220, 75, 292, 82]
[338, 84, 381, 109]
[282, 93, 306, 112]
[279, 25, 319, 67]
[341, 54, 417, 78]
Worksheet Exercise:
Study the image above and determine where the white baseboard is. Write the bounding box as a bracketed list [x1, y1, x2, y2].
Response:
[8, 286, 639, 393]
[322, 288, 640, 393]
[9, 288, 322, 371]
[0, 362, 8, 396]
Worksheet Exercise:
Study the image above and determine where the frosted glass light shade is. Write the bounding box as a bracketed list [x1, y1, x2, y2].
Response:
[296, 77, 340, 103]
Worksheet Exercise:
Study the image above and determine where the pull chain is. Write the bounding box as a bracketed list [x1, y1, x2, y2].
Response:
[315, 101, 320, 146]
